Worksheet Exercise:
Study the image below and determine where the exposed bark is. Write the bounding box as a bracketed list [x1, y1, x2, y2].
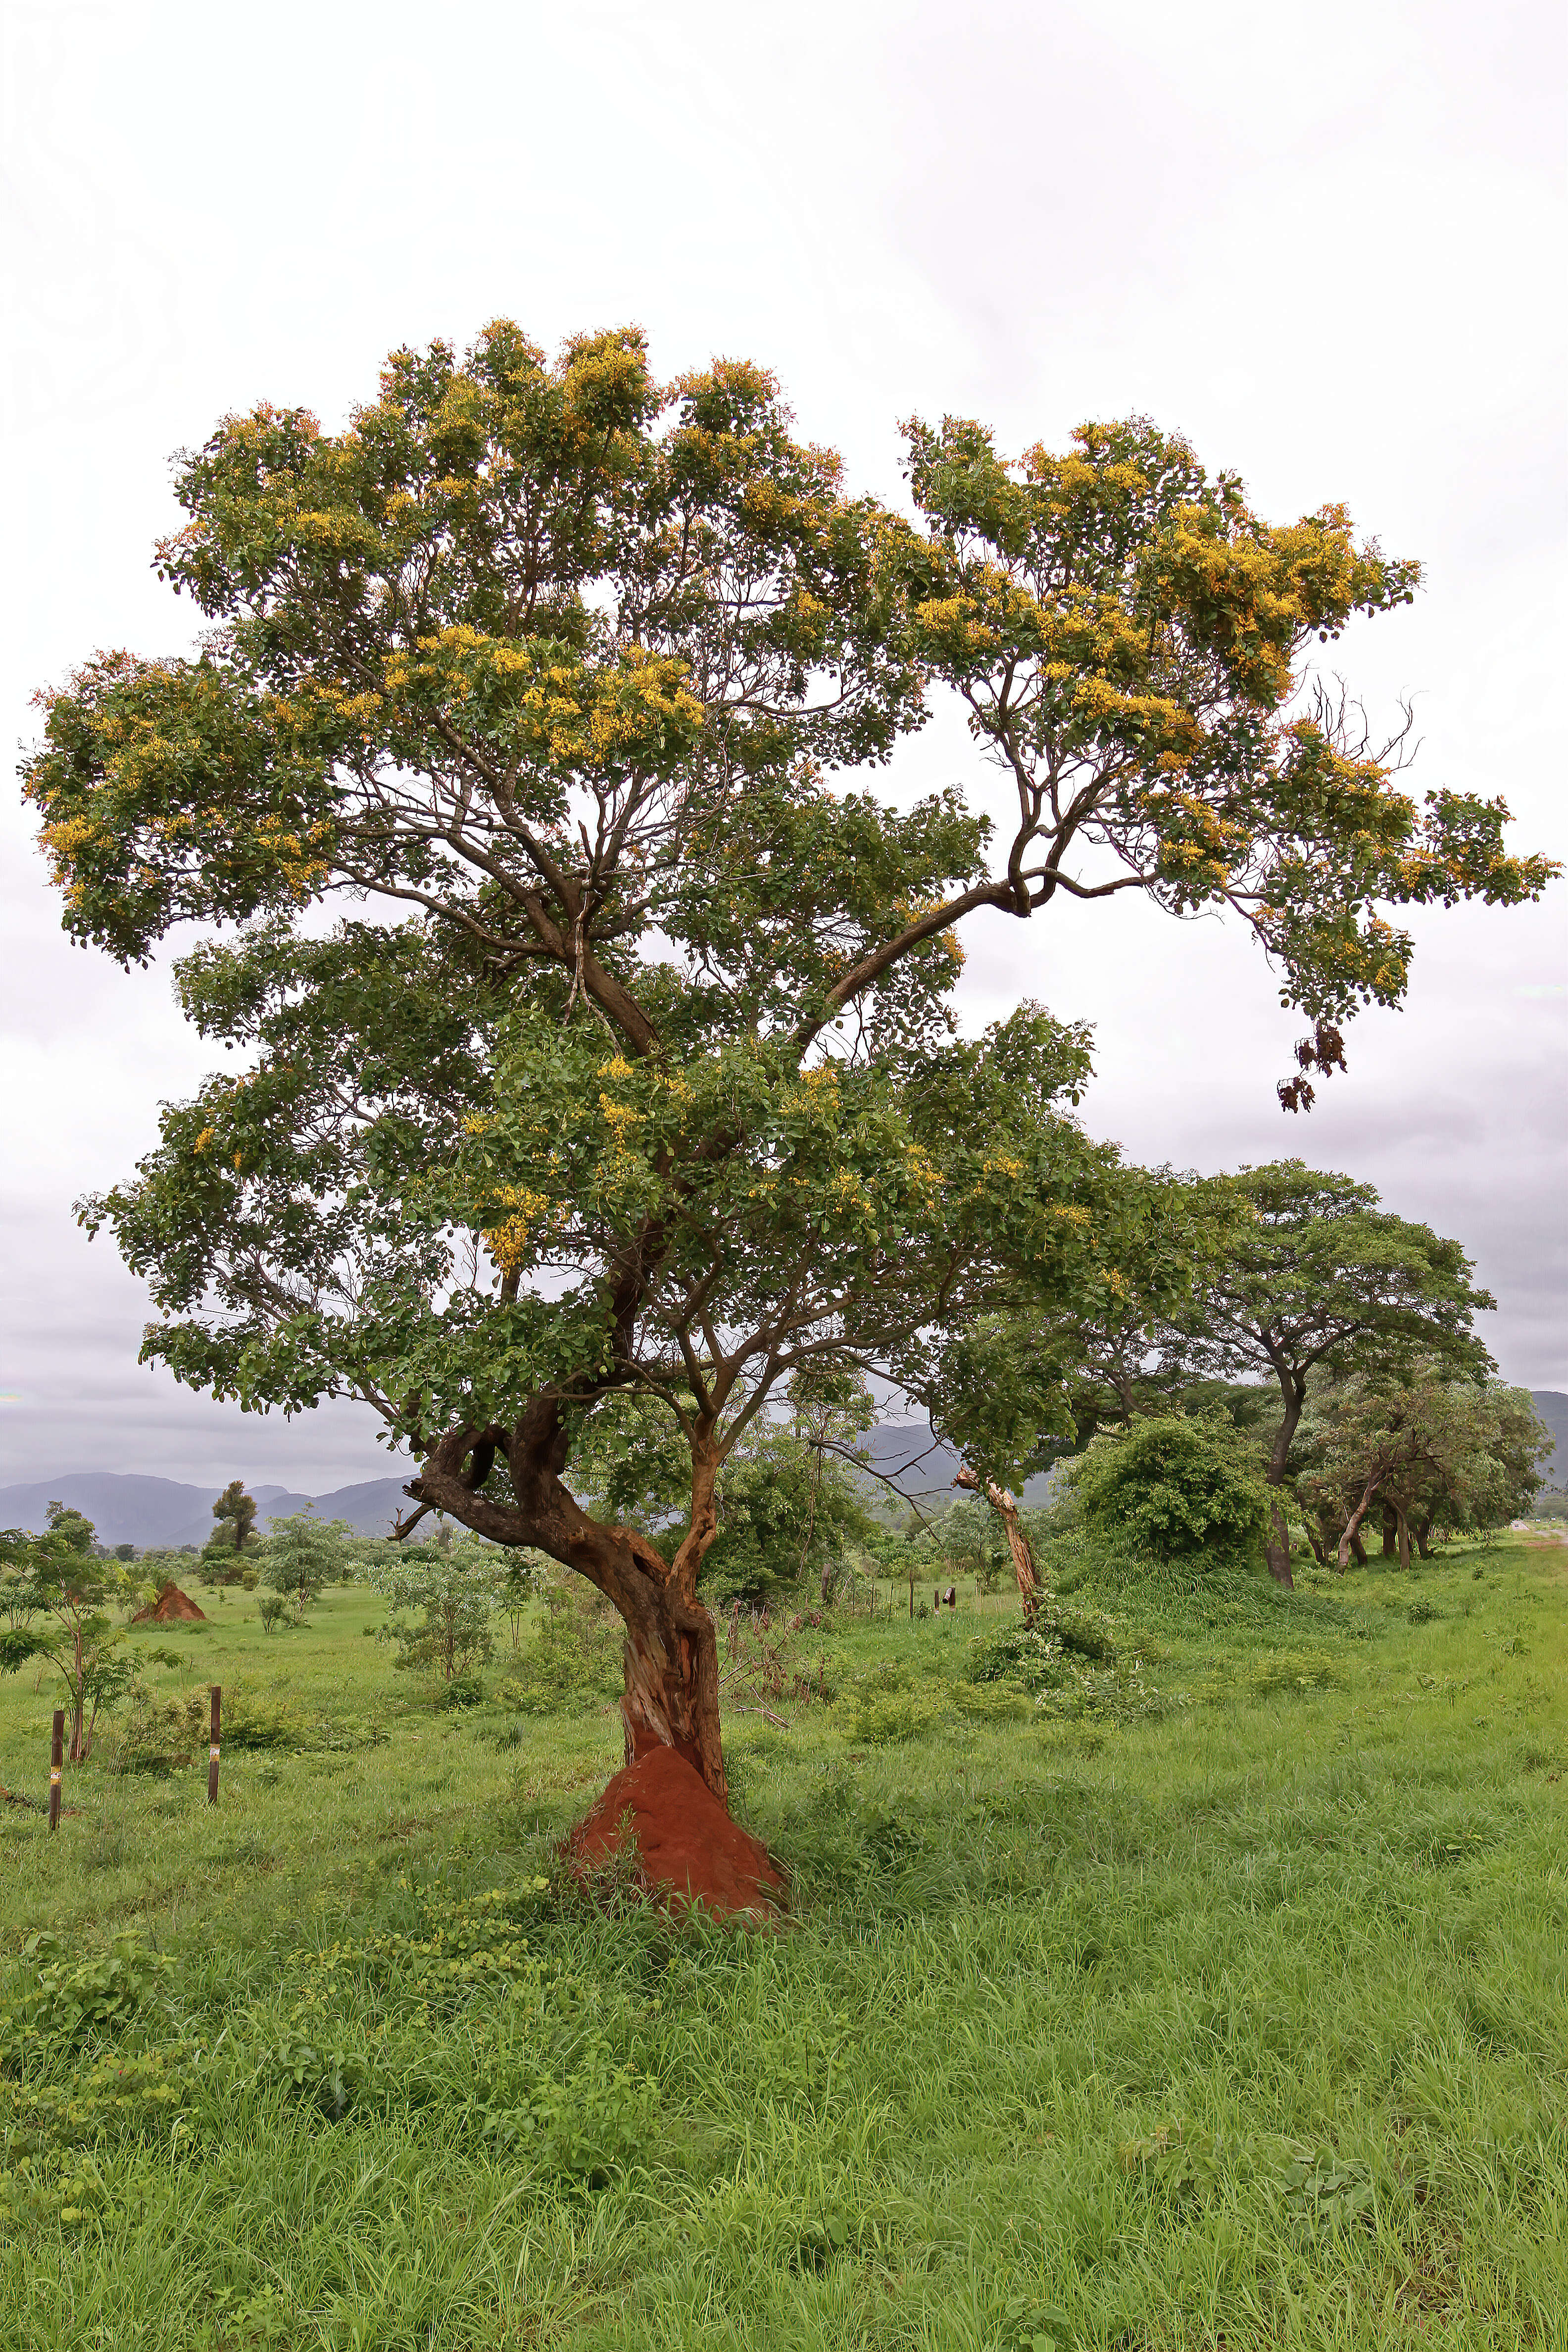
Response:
[1414, 1515, 1434, 1560]
[1336, 1470, 1383, 1570]
[1380, 1506, 1399, 1558]
[404, 1399, 728, 1807]
[1263, 1500, 1296, 1588]
[1350, 1530, 1368, 1567]
[1260, 1365, 1303, 1587]
[954, 1466, 1038, 1615]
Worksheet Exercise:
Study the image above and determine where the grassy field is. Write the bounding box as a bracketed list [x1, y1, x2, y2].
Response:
[1, 1539, 1564, 2352]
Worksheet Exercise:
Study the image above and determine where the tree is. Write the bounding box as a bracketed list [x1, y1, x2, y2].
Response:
[24, 326, 1553, 1813]
[569, 1388, 880, 1609]
[260, 1512, 350, 1624]
[1298, 1371, 1547, 1566]
[1170, 1164, 1496, 1585]
[0, 1507, 141, 1761]
[786, 1365, 877, 1595]
[367, 1530, 503, 1681]
[209, 1479, 259, 1557]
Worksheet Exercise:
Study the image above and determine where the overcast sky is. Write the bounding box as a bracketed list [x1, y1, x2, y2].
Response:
[2, 0, 1564, 1492]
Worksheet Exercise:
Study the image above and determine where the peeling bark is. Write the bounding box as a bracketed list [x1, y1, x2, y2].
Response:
[954, 1467, 1038, 1616]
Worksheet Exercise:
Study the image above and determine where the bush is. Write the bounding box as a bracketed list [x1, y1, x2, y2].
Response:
[1066, 1416, 1269, 1568]
[258, 1594, 289, 1633]
[260, 1513, 354, 1623]
[503, 1583, 623, 1716]
[365, 1534, 501, 1683]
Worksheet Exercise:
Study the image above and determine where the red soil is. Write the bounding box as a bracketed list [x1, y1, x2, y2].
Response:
[567, 1745, 787, 1921]
[130, 1580, 207, 1624]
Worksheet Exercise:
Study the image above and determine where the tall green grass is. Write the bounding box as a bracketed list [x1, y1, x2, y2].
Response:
[1, 1543, 1564, 2350]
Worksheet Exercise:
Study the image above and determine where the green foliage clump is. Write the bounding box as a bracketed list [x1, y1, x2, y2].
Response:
[964, 1588, 1170, 1723]
[502, 1583, 623, 1717]
[366, 1533, 504, 1684]
[1068, 1415, 1269, 1568]
[847, 1664, 936, 1746]
[259, 1513, 353, 1624]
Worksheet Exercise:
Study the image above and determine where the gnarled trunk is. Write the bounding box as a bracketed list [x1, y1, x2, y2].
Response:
[1337, 1470, 1383, 1571]
[405, 1400, 729, 1807]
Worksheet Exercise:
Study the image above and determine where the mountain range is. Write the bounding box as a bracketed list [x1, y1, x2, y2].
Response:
[2, 1393, 1560, 1549]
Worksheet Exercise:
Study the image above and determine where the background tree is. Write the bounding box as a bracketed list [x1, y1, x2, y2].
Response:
[209, 1479, 259, 1558]
[367, 1531, 503, 1682]
[24, 325, 1552, 1815]
[260, 1512, 351, 1625]
[1170, 1164, 1495, 1585]
[0, 1508, 142, 1761]
[1298, 1371, 1547, 1566]
[786, 1366, 877, 1597]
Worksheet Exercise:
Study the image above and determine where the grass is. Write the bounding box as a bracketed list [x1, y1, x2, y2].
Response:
[1, 1540, 1565, 2351]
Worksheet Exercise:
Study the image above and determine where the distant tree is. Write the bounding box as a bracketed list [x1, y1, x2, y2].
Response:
[787, 1366, 877, 1595]
[208, 1479, 259, 1557]
[0, 1510, 142, 1761]
[112, 1543, 138, 1562]
[260, 1512, 350, 1624]
[1299, 1371, 1547, 1567]
[1173, 1164, 1495, 1586]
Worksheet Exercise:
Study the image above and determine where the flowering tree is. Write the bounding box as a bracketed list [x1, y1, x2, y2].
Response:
[23, 325, 1552, 1811]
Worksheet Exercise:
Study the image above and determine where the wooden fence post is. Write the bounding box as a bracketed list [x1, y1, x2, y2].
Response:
[207, 1685, 221, 1806]
[49, 1708, 63, 1833]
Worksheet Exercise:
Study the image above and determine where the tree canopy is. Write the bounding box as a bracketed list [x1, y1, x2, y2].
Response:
[1168, 1162, 1496, 1581]
[22, 324, 1554, 1801]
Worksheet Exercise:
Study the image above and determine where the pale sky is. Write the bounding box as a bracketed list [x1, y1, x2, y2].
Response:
[2, 0, 1564, 1490]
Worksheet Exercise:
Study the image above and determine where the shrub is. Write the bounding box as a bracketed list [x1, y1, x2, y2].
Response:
[258, 1594, 289, 1633]
[1067, 1416, 1270, 1568]
[366, 1534, 501, 1682]
[503, 1582, 623, 1715]
[260, 1513, 353, 1623]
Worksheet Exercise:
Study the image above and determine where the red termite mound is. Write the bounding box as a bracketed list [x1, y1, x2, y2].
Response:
[130, 1581, 206, 1624]
[567, 1745, 786, 1921]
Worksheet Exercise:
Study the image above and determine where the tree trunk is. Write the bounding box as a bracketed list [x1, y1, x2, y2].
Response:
[405, 1402, 729, 1807]
[68, 1618, 87, 1763]
[1350, 1530, 1368, 1567]
[1337, 1472, 1382, 1571]
[1380, 1506, 1399, 1558]
[954, 1467, 1038, 1615]
[1414, 1515, 1433, 1560]
[1261, 1380, 1303, 1588]
[1394, 1503, 1412, 1571]
[1264, 1500, 1295, 1588]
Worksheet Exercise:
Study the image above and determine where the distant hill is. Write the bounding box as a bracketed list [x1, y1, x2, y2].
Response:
[1531, 1391, 1567, 1489]
[0, 1471, 411, 1548]
[853, 1424, 1058, 1507]
[5, 1390, 1558, 1545]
